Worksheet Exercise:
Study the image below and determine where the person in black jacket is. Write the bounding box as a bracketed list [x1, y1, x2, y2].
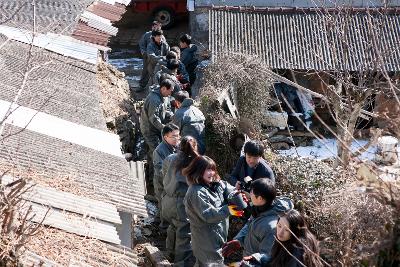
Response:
[179, 34, 198, 85]
[266, 209, 323, 267]
[229, 140, 275, 191]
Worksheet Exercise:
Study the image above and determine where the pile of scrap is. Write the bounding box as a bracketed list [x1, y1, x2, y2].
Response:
[198, 55, 274, 174]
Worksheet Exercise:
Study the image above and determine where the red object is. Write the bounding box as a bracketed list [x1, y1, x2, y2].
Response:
[133, 0, 187, 14]
[132, 0, 188, 28]
[222, 240, 241, 257]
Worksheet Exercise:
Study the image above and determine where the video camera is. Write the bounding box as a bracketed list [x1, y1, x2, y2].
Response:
[240, 176, 253, 192]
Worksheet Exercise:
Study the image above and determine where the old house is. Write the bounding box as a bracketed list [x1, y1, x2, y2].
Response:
[0, 0, 146, 265]
[189, 0, 400, 132]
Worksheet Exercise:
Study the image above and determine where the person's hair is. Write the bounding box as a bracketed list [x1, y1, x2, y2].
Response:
[180, 34, 192, 45]
[159, 73, 174, 84]
[250, 178, 276, 206]
[152, 20, 160, 26]
[243, 140, 264, 157]
[270, 210, 323, 267]
[152, 29, 163, 37]
[166, 59, 179, 70]
[176, 136, 199, 173]
[174, 90, 189, 103]
[166, 51, 178, 60]
[160, 79, 174, 90]
[162, 123, 179, 137]
[170, 46, 181, 57]
[183, 155, 220, 185]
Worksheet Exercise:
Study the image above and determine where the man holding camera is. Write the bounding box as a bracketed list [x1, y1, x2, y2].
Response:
[229, 140, 275, 191]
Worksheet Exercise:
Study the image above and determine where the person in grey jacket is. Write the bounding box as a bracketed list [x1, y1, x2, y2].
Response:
[172, 90, 206, 154]
[230, 140, 275, 191]
[161, 136, 199, 266]
[153, 123, 180, 229]
[222, 179, 294, 264]
[179, 34, 198, 85]
[183, 155, 244, 266]
[147, 29, 169, 87]
[138, 21, 162, 92]
[140, 79, 175, 196]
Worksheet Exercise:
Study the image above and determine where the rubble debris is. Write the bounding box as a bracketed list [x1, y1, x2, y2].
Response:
[376, 136, 399, 165]
[144, 244, 171, 267]
[97, 60, 139, 154]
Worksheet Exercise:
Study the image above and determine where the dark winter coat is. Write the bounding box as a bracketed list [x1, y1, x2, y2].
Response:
[229, 156, 275, 187]
[234, 197, 294, 263]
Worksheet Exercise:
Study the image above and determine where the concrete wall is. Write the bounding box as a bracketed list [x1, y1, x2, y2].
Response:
[189, 8, 210, 50]
[195, 0, 400, 7]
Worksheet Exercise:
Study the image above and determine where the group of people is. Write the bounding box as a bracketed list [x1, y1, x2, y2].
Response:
[137, 22, 323, 267]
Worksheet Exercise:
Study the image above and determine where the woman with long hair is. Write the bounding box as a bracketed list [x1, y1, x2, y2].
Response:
[268, 209, 323, 267]
[161, 136, 198, 266]
[183, 155, 244, 266]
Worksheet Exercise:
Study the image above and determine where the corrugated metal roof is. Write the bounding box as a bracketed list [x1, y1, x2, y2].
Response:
[88, 1, 126, 22]
[2, 175, 122, 224]
[116, 0, 132, 5]
[0, 99, 123, 158]
[0, 125, 147, 216]
[28, 203, 121, 244]
[72, 21, 111, 46]
[0, 25, 98, 64]
[209, 9, 400, 71]
[81, 11, 118, 35]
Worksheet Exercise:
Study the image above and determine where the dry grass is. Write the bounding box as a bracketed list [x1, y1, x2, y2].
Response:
[25, 227, 136, 266]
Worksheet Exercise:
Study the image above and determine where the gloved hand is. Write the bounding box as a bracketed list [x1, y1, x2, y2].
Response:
[240, 191, 249, 203]
[176, 74, 183, 81]
[242, 255, 254, 261]
[222, 240, 241, 257]
[228, 205, 244, 217]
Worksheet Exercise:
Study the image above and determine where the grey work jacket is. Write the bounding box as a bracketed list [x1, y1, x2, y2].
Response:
[172, 98, 205, 154]
[184, 181, 235, 264]
[140, 86, 170, 137]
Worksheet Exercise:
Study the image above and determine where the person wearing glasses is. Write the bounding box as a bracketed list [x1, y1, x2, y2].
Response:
[153, 123, 181, 232]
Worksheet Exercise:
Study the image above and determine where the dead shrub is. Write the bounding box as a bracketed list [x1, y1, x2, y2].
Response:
[199, 54, 275, 174]
[310, 184, 395, 266]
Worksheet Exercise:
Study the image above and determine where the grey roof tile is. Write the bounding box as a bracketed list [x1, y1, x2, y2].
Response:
[0, 125, 147, 216]
[209, 9, 400, 71]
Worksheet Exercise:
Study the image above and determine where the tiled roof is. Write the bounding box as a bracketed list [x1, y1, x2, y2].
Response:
[0, 37, 106, 129]
[0, 125, 146, 216]
[209, 8, 400, 71]
[0, 0, 93, 34]
[72, 1, 127, 45]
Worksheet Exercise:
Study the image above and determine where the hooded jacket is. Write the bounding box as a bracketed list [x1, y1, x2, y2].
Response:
[184, 181, 235, 264]
[172, 98, 205, 154]
[234, 197, 294, 263]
